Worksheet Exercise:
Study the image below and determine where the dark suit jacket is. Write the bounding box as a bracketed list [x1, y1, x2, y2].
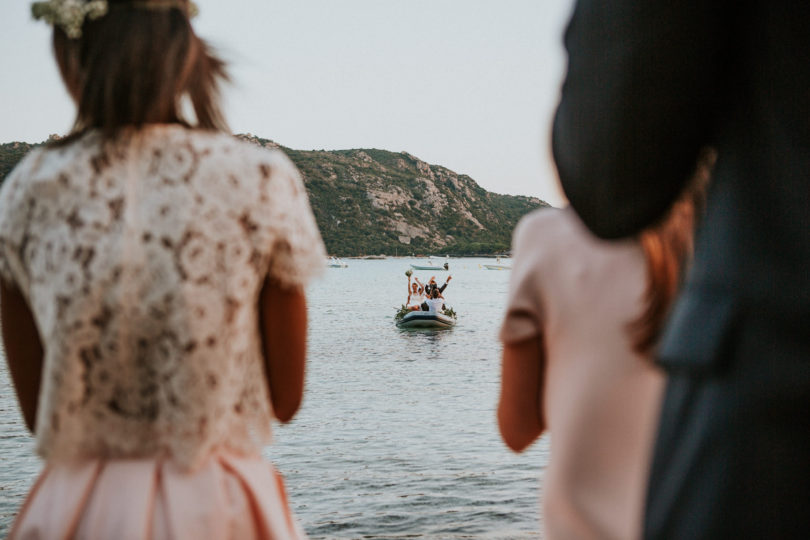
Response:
[553, 2, 810, 538]
[425, 282, 448, 296]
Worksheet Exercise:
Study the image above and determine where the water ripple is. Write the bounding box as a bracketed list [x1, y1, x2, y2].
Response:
[0, 259, 548, 538]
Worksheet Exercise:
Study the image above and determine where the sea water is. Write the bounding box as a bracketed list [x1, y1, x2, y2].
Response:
[0, 258, 549, 539]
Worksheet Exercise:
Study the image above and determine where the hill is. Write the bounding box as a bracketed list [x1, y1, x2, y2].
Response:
[0, 134, 550, 256]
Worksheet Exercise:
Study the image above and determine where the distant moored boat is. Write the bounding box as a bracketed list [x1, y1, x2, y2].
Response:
[327, 257, 348, 268]
[410, 264, 449, 271]
[410, 258, 449, 271]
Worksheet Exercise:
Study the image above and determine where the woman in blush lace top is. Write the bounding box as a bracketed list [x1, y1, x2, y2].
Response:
[497, 158, 709, 539]
[1, 1, 325, 538]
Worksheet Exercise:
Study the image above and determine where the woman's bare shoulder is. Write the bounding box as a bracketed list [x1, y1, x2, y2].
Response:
[513, 207, 584, 253]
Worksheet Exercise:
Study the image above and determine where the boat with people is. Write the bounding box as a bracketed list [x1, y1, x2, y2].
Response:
[398, 268, 457, 328]
[396, 310, 456, 329]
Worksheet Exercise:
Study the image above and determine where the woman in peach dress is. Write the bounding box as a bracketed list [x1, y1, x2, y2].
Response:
[497, 160, 709, 539]
[1, 1, 325, 538]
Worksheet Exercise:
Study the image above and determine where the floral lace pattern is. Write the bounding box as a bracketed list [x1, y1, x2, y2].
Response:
[0, 126, 325, 469]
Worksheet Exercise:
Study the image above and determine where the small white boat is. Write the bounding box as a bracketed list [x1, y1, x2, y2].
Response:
[410, 264, 448, 271]
[327, 257, 348, 268]
[483, 257, 511, 270]
[396, 311, 456, 329]
[410, 256, 450, 271]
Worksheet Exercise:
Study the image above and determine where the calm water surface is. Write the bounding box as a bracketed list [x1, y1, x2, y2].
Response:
[0, 258, 549, 539]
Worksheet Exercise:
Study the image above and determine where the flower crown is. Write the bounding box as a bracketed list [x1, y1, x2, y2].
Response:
[31, 0, 199, 39]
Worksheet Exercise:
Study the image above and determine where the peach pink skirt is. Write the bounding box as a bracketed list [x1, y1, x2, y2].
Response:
[9, 452, 306, 540]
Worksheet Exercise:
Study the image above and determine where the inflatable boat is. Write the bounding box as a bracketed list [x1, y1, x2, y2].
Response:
[396, 311, 456, 329]
[483, 264, 511, 270]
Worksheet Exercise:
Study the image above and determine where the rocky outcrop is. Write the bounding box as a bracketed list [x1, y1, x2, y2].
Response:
[0, 135, 550, 256]
[280, 145, 550, 255]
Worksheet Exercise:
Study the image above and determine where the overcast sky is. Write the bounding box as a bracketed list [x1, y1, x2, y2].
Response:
[0, 0, 575, 206]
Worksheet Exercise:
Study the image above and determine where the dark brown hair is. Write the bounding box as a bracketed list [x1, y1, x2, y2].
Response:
[52, 0, 228, 142]
[629, 149, 714, 355]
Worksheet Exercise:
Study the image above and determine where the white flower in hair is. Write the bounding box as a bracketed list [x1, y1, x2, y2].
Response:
[31, 0, 199, 39]
[31, 0, 108, 39]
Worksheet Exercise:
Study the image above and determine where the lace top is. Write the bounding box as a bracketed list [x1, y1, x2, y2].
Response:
[0, 126, 326, 469]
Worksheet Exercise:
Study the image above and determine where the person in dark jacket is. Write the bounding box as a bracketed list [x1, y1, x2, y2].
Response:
[552, 2, 810, 538]
[424, 275, 452, 297]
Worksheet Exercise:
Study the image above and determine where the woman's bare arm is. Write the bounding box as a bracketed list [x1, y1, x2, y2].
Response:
[497, 335, 546, 453]
[258, 277, 307, 423]
[0, 280, 44, 433]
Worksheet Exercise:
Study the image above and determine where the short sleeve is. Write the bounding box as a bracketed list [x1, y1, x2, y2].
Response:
[258, 151, 326, 288]
[0, 199, 16, 284]
[499, 212, 546, 344]
[0, 151, 39, 289]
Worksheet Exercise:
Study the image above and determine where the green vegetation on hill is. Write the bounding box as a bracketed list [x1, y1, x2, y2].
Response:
[0, 141, 39, 181]
[0, 134, 550, 256]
